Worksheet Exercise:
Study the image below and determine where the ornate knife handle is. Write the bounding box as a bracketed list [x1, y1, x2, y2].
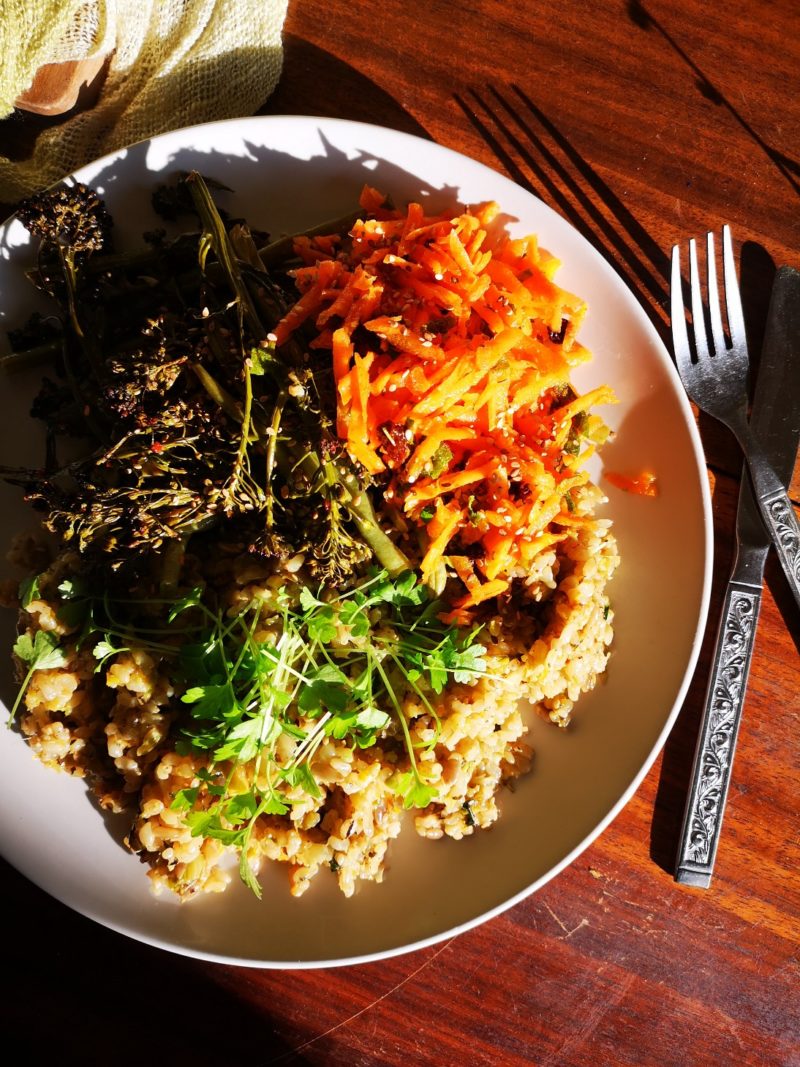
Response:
[675, 581, 761, 887]
[744, 438, 800, 611]
[758, 486, 800, 607]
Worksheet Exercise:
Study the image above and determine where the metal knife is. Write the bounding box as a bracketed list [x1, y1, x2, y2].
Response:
[675, 265, 800, 887]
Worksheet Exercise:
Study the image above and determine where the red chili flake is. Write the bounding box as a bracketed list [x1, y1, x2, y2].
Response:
[379, 423, 412, 469]
[151, 441, 164, 453]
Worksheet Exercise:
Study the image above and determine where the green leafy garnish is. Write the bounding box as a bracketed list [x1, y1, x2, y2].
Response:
[389, 770, 439, 810]
[426, 443, 453, 479]
[19, 575, 41, 609]
[92, 636, 130, 672]
[10, 565, 488, 894]
[9, 629, 68, 724]
[13, 629, 67, 671]
[161, 569, 490, 891]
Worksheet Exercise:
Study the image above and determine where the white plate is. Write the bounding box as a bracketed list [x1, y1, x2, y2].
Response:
[0, 115, 712, 967]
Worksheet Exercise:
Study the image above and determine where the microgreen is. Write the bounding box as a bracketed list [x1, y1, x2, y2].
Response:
[389, 770, 438, 810]
[92, 637, 130, 673]
[8, 629, 68, 724]
[13, 629, 67, 672]
[18, 575, 41, 609]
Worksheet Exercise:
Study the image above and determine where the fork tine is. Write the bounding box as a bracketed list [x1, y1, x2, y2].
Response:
[705, 232, 726, 356]
[670, 244, 693, 373]
[689, 238, 711, 362]
[722, 224, 746, 352]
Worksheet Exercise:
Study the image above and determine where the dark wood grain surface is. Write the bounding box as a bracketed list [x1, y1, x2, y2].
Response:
[1, 2, 798, 1064]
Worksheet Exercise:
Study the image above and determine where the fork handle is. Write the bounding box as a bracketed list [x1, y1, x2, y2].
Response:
[675, 578, 761, 887]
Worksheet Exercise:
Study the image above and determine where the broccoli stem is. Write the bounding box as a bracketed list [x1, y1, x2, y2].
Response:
[257, 209, 361, 266]
[191, 358, 410, 576]
[345, 497, 409, 576]
[264, 387, 288, 535]
[292, 450, 409, 576]
[159, 538, 186, 596]
[56, 247, 105, 384]
[189, 362, 245, 424]
[0, 339, 61, 372]
[186, 172, 269, 343]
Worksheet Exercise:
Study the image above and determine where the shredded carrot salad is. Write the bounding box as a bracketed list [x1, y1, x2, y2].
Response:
[604, 469, 658, 497]
[275, 188, 617, 611]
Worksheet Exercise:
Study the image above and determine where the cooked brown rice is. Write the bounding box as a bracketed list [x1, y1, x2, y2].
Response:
[9, 502, 617, 900]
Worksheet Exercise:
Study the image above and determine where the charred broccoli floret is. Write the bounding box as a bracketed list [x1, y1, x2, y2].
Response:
[5, 172, 411, 586]
[16, 181, 113, 256]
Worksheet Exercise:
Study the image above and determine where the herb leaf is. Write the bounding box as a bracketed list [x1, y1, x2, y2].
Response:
[389, 770, 438, 810]
[19, 575, 41, 609]
[181, 681, 238, 718]
[8, 629, 68, 725]
[13, 629, 67, 671]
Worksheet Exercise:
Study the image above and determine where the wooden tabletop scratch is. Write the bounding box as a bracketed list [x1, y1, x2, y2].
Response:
[269, 938, 457, 1064]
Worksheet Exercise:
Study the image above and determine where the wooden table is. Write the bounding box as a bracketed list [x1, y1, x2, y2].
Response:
[1, 2, 798, 1063]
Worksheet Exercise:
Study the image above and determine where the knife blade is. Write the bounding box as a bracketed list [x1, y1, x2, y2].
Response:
[736, 265, 800, 562]
[675, 265, 800, 887]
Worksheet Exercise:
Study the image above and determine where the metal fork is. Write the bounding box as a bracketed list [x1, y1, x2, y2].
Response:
[671, 227, 800, 612]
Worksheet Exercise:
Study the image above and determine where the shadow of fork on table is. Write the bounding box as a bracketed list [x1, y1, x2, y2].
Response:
[454, 84, 672, 342]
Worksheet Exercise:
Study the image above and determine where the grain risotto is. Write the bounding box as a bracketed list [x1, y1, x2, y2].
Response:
[3, 175, 619, 900]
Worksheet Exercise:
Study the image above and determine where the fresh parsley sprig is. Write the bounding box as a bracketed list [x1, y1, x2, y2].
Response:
[9, 629, 68, 724]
